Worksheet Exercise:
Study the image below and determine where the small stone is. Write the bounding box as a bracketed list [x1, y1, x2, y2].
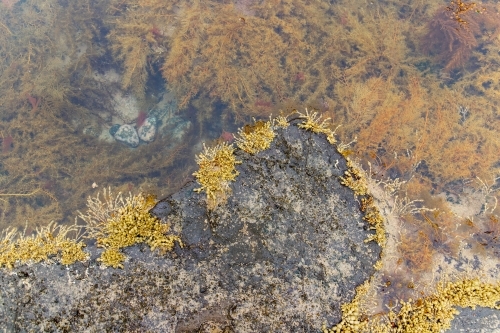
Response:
[113, 124, 140, 148]
[137, 116, 157, 143]
[109, 124, 121, 137]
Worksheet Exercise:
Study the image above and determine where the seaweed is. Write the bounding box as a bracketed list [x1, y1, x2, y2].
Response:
[421, 4, 499, 71]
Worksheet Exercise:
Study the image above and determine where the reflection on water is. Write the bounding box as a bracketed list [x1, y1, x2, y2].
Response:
[0, 0, 499, 329]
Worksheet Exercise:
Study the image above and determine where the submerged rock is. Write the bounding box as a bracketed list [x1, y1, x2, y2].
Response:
[113, 124, 140, 148]
[108, 123, 121, 137]
[137, 116, 157, 143]
[0, 119, 381, 332]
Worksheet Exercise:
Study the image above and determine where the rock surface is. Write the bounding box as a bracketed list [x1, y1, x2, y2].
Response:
[0, 120, 382, 331]
[448, 306, 500, 332]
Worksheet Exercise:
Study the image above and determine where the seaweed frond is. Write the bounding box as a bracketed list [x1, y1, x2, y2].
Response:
[235, 118, 275, 154]
[340, 160, 369, 196]
[0, 221, 88, 269]
[296, 108, 338, 144]
[324, 277, 500, 332]
[193, 143, 241, 210]
[79, 188, 182, 268]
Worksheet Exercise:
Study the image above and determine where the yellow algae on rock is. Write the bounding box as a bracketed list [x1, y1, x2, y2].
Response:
[235, 118, 276, 155]
[296, 108, 338, 145]
[374, 278, 500, 333]
[193, 142, 241, 210]
[273, 115, 290, 129]
[322, 281, 370, 333]
[0, 222, 88, 269]
[323, 275, 500, 333]
[98, 247, 126, 269]
[340, 159, 369, 197]
[79, 188, 182, 268]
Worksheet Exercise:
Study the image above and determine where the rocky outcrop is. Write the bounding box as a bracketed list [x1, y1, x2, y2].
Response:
[0, 119, 381, 332]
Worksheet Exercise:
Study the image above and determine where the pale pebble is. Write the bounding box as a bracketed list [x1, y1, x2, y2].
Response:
[138, 116, 157, 143]
[113, 124, 140, 148]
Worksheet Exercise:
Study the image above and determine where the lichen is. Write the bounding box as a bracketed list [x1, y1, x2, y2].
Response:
[273, 114, 290, 129]
[235, 118, 276, 154]
[193, 142, 242, 210]
[322, 281, 370, 333]
[98, 247, 126, 269]
[376, 277, 500, 332]
[0, 221, 88, 269]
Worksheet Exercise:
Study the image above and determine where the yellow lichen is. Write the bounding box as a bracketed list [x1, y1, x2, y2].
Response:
[193, 142, 241, 210]
[376, 278, 500, 333]
[322, 281, 370, 333]
[235, 118, 276, 155]
[0, 221, 88, 269]
[79, 188, 182, 268]
[99, 247, 126, 269]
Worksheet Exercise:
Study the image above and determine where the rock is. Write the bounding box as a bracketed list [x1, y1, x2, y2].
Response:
[0, 119, 380, 332]
[108, 124, 121, 137]
[448, 306, 500, 332]
[113, 124, 139, 148]
[137, 116, 157, 143]
[2, 119, 500, 332]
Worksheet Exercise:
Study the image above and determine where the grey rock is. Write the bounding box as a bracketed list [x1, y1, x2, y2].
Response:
[113, 124, 140, 148]
[137, 116, 157, 143]
[0, 120, 381, 332]
[448, 306, 500, 333]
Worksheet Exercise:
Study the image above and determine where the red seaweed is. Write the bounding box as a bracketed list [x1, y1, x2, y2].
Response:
[136, 111, 148, 128]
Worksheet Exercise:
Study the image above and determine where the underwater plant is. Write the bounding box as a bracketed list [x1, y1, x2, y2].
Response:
[421, 7, 478, 72]
[421, 4, 499, 71]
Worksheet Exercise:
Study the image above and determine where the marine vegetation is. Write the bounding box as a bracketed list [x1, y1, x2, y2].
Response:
[360, 195, 386, 248]
[421, 3, 498, 72]
[297, 109, 338, 145]
[0, 0, 499, 330]
[193, 142, 241, 210]
[78, 188, 182, 268]
[105, 0, 176, 98]
[235, 118, 275, 154]
[0, 0, 195, 235]
[0, 0, 499, 238]
[323, 277, 500, 333]
[446, 0, 485, 28]
[0, 221, 87, 269]
[160, 0, 308, 119]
